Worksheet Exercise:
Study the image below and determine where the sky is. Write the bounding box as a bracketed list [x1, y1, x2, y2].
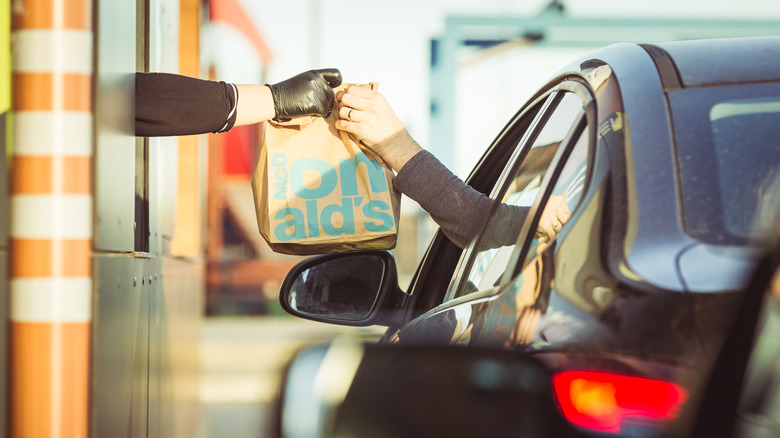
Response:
[204, 0, 780, 176]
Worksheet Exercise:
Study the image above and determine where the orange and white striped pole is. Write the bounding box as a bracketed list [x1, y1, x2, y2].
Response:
[10, 0, 93, 436]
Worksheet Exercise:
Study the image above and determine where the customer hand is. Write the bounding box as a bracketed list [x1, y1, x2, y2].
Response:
[336, 87, 420, 172]
[266, 68, 342, 120]
[336, 87, 405, 149]
[535, 193, 571, 245]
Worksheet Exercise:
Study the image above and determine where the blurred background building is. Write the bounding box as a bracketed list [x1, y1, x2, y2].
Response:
[0, 0, 778, 437]
[203, 0, 780, 315]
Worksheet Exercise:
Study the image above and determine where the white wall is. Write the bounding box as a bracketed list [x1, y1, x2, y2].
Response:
[206, 0, 780, 177]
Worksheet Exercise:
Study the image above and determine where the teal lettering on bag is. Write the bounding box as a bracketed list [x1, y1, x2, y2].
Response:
[362, 200, 393, 232]
[272, 153, 395, 241]
[305, 200, 320, 238]
[321, 198, 356, 236]
[290, 158, 338, 199]
[339, 151, 388, 196]
[273, 208, 306, 241]
[271, 153, 289, 200]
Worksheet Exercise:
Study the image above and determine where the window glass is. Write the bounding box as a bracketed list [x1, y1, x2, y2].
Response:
[455, 92, 587, 298]
[404, 99, 547, 312]
[711, 97, 780, 240]
[671, 83, 780, 244]
[521, 131, 589, 268]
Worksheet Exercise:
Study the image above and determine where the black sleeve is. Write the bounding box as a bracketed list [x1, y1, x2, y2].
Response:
[135, 72, 238, 137]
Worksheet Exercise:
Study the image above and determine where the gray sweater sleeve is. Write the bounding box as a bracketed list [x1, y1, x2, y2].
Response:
[393, 150, 528, 249]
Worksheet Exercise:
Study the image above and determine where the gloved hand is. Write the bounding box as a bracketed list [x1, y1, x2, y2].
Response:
[266, 68, 343, 120]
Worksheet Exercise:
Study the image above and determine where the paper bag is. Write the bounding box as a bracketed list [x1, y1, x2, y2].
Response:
[251, 82, 401, 255]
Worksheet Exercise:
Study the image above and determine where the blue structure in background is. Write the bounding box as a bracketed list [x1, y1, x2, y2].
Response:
[429, 12, 780, 169]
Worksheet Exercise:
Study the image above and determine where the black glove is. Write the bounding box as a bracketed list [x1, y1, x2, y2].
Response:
[266, 68, 343, 120]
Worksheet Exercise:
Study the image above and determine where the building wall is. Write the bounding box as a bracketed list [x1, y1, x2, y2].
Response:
[90, 0, 204, 437]
[0, 0, 202, 436]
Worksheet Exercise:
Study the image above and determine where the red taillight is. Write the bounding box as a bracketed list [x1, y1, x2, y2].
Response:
[552, 371, 688, 434]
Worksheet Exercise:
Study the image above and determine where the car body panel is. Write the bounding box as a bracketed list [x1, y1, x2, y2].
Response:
[277, 36, 780, 438]
[657, 36, 780, 87]
[677, 243, 764, 292]
[394, 37, 779, 371]
[586, 42, 693, 291]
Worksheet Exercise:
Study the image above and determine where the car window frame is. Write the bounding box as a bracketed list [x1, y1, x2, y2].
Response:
[443, 80, 595, 303]
[400, 90, 553, 321]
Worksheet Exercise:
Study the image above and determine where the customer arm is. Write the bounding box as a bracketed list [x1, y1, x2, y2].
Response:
[336, 87, 529, 249]
[394, 148, 528, 249]
[394, 148, 493, 248]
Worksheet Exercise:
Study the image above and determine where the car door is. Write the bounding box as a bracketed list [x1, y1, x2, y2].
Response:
[397, 80, 597, 347]
[397, 85, 550, 320]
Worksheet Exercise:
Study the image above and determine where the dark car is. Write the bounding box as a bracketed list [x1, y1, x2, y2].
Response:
[670, 240, 780, 438]
[272, 236, 780, 438]
[277, 36, 780, 437]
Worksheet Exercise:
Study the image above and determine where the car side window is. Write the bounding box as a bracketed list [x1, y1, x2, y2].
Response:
[519, 129, 589, 268]
[450, 90, 589, 299]
[404, 95, 550, 317]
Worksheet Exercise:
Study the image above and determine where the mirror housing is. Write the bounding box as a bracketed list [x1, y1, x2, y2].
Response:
[279, 250, 409, 327]
[271, 342, 582, 438]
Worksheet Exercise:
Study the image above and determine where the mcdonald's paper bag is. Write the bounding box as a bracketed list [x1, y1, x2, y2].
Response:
[251, 82, 401, 255]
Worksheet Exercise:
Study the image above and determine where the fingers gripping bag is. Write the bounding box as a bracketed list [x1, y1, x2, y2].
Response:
[252, 82, 401, 255]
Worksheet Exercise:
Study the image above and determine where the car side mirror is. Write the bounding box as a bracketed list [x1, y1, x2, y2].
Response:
[271, 342, 582, 438]
[279, 251, 408, 327]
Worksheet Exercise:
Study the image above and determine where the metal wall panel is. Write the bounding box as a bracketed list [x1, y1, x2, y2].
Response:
[148, 0, 180, 255]
[92, 255, 149, 438]
[94, 255, 192, 438]
[151, 257, 204, 438]
[94, 0, 137, 252]
[148, 258, 170, 438]
[149, 138, 179, 255]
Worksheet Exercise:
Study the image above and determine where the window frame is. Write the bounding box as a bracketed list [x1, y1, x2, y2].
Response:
[402, 89, 552, 320]
[443, 80, 595, 303]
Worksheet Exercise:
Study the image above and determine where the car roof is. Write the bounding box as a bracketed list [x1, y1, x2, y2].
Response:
[557, 37, 780, 292]
[657, 36, 780, 87]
